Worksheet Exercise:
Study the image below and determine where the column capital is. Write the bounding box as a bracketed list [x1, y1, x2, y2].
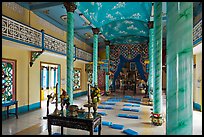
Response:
[64, 2, 77, 13]
[105, 40, 110, 45]
[148, 21, 154, 29]
[92, 28, 100, 35]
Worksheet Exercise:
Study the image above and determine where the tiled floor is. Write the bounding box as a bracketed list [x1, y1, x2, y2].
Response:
[2, 90, 202, 135]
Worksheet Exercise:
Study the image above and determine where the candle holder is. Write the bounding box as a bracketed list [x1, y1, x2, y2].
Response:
[84, 83, 94, 119]
[53, 83, 61, 115]
[84, 103, 94, 119]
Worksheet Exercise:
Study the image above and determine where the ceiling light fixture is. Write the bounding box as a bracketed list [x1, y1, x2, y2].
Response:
[79, 13, 91, 25]
[60, 15, 67, 21]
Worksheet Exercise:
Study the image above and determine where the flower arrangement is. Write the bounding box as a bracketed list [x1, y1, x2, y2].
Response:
[91, 86, 101, 104]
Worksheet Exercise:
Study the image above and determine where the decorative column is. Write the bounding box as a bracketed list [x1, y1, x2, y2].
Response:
[92, 28, 100, 87]
[166, 2, 193, 135]
[64, 2, 77, 105]
[148, 14, 154, 101]
[105, 40, 110, 95]
[151, 2, 163, 126]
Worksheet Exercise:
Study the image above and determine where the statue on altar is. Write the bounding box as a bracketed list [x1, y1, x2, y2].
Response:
[60, 89, 70, 110]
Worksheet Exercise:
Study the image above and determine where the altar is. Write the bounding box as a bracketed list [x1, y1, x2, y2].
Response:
[47, 111, 101, 135]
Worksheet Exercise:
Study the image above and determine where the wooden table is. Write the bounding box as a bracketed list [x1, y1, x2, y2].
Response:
[47, 111, 102, 135]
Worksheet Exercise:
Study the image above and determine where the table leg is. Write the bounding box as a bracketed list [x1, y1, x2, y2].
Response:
[98, 123, 101, 135]
[16, 102, 18, 119]
[90, 125, 93, 135]
[7, 106, 9, 119]
[48, 119, 51, 135]
[61, 126, 63, 135]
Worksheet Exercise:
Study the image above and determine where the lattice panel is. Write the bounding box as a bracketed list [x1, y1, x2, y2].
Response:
[76, 48, 92, 62]
[2, 16, 42, 47]
[193, 19, 202, 46]
[2, 59, 16, 102]
[44, 34, 66, 54]
[2, 15, 93, 62]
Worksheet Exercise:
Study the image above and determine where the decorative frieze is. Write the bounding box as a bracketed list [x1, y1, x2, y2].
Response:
[2, 15, 42, 47]
[193, 19, 202, 46]
[2, 15, 92, 62]
[76, 48, 92, 62]
[44, 34, 66, 54]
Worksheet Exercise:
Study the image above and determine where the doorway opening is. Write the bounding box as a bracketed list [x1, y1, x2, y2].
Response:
[40, 62, 61, 107]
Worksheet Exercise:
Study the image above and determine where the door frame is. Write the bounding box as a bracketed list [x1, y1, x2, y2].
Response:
[40, 61, 61, 108]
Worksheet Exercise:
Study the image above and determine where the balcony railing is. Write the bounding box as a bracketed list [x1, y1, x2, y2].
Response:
[2, 15, 42, 48]
[2, 15, 92, 62]
[44, 33, 66, 55]
[193, 19, 202, 46]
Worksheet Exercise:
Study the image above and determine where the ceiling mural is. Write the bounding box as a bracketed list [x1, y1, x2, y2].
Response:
[100, 19, 149, 44]
[76, 2, 151, 27]
[76, 2, 151, 45]
[16, 2, 170, 48]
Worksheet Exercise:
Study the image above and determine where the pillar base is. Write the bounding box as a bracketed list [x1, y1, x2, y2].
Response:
[150, 112, 164, 126]
[105, 90, 111, 96]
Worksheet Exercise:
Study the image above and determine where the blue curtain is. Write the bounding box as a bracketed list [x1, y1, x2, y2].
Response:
[112, 54, 147, 90]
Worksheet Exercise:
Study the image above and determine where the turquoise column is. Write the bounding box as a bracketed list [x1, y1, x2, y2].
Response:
[105, 40, 110, 94]
[92, 28, 100, 87]
[166, 2, 193, 135]
[57, 65, 61, 101]
[64, 2, 77, 105]
[152, 2, 163, 126]
[148, 17, 154, 100]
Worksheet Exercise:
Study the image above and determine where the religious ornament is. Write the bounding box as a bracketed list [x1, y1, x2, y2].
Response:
[91, 85, 101, 113]
[60, 89, 70, 111]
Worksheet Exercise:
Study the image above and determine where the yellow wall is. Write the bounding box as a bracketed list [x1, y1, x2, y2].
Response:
[2, 40, 30, 110]
[2, 39, 89, 109]
[29, 53, 66, 105]
[2, 2, 30, 26]
[99, 48, 106, 60]
[29, 52, 89, 106]
[2, 2, 91, 109]
[194, 52, 202, 111]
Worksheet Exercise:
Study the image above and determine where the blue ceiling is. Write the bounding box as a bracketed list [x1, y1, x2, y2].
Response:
[16, 2, 170, 48]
